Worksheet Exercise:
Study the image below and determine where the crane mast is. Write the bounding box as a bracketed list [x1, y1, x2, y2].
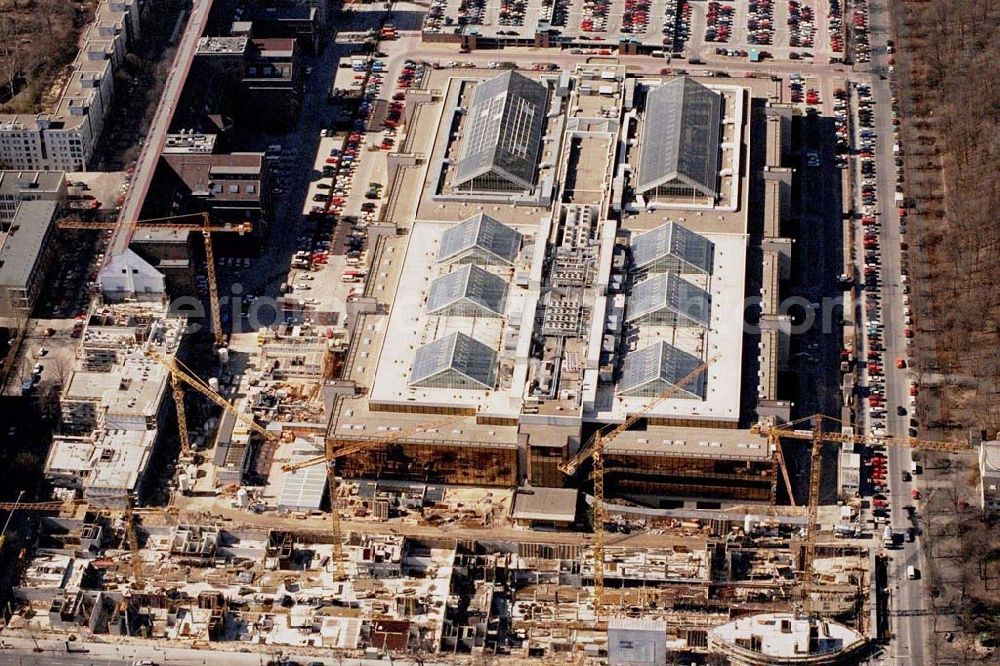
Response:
[58, 212, 250, 346]
[559, 356, 718, 613]
[755, 414, 968, 581]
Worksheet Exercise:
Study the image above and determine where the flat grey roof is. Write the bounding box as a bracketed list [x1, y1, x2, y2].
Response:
[512, 487, 578, 523]
[0, 200, 58, 288]
[0, 171, 65, 197]
[636, 77, 722, 198]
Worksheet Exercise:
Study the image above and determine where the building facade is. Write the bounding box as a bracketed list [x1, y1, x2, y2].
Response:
[0, 0, 141, 172]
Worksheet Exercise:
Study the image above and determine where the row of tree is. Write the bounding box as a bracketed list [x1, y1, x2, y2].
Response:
[892, 0, 1000, 431]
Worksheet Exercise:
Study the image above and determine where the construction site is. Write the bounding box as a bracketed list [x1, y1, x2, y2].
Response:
[0, 53, 972, 665]
[7, 494, 878, 662]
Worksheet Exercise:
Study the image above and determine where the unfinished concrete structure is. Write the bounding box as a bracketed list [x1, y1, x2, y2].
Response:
[45, 302, 187, 505]
[708, 613, 867, 665]
[328, 65, 786, 511]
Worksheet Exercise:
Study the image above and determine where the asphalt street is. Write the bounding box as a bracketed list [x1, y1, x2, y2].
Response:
[856, 0, 933, 659]
[0, 636, 395, 665]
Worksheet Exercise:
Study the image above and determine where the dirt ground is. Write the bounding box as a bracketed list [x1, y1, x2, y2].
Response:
[889, 0, 1000, 440]
[0, 0, 97, 113]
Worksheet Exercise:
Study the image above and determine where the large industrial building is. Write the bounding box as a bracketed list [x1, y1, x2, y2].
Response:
[328, 64, 795, 510]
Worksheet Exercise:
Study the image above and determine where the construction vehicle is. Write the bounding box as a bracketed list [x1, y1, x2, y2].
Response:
[145, 347, 277, 458]
[751, 414, 968, 583]
[558, 356, 718, 614]
[58, 212, 251, 347]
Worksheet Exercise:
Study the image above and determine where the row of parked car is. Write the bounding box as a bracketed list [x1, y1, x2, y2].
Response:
[663, 0, 691, 51]
[457, 0, 487, 25]
[828, 0, 844, 54]
[832, 87, 850, 166]
[539, 0, 570, 25]
[715, 47, 750, 57]
[787, 0, 814, 48]
[581, 0, 610, 32]
[855, 81, 890, 438]
[788, 74, 815, 104]
[746, 0, 774, 45]
[853, 82, 918, 442]
[622, 0, 652, 34]
[499, 0, 527, 26]
[423, 0, 449, 32]
[704, 2, 734, 42]
[853, 0, 871, 63]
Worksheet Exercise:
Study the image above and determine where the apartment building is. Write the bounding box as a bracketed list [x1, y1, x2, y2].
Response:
[0, 0, 140, 172]
[0, 171, 66, 224]
[0, 201, 61, 320]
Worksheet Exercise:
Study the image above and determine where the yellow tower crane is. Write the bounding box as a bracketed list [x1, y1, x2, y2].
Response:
[558, 356, 718, 615]
[281, 415, 469, 581]
[123, 493, 143, 588]
[145, 347, 278, 458]
[58, 212, 252, 347]
[752, 414, 969, 582]
[0, 493, 163, 587]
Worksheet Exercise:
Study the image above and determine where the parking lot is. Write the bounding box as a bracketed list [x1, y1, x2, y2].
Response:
[211, 7, 436, 335]
[3, 318, 86, 397]
[421, 0, 847, 62]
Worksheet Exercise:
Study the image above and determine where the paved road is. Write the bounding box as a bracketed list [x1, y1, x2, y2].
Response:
[858, 0, 933, 659]
[0, 636, 396, 665]
[112, 0, 215, 254]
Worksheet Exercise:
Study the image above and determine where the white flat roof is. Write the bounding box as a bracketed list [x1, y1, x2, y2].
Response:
[597, 231, 747, 423]
[710, 613, 865, 658]
[46, 430, 157, 492]
[368, 219, 536, 416]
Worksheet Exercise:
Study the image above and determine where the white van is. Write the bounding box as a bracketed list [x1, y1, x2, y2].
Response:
[906, 565, 918, 580]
